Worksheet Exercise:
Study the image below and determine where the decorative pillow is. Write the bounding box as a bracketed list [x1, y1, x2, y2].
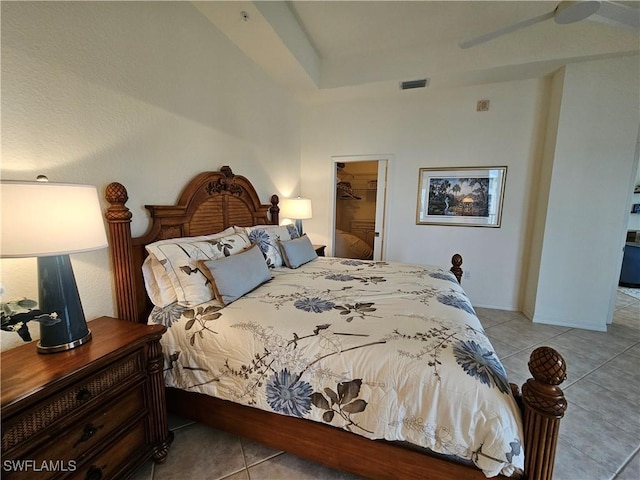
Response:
[278, 235, 318, 269]
[145, 231, 251, 306]
[199, 245, 271, 305]
[242, 224, 300, 268]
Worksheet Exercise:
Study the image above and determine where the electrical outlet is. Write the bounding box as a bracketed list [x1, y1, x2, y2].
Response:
[464, 271, 471, 280]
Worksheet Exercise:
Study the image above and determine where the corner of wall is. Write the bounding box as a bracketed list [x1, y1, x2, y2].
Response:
[522, 68, 566, 317]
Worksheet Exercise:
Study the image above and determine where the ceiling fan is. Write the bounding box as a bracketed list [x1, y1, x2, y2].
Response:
[460, 1, 640, 49]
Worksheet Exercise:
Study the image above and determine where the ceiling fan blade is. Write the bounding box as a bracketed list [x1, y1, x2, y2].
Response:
[592, 1, 639, 29]
[459, 10, 556, 49]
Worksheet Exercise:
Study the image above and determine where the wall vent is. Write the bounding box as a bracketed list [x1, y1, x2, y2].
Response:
[400, 78, 429, 90]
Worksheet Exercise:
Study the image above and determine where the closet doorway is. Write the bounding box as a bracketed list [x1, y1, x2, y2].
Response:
[332, 156, 388, 260]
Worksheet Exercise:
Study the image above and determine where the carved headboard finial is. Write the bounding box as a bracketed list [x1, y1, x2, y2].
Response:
[105, 181, 128, 206]
[206, 167, 242, 196]
[450, 254, 463, 284]
[105, 182, 132, 222]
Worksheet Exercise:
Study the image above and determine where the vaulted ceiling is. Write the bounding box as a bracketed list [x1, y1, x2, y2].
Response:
[194, 1, 639, 104]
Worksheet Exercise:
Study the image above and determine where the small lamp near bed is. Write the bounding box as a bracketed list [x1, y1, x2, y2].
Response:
[1, 177, 108, 353]
[280, 197, 312, 236]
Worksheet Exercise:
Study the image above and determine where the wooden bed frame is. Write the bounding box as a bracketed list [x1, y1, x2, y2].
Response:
[105, 167, 567, 480]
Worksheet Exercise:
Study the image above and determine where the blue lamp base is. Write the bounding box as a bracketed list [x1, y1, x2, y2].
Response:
[37, 255, 92, 354]
[295, 219, 304, 237]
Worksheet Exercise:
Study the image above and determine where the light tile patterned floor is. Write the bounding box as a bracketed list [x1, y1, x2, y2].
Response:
[132, 289, 639, 480]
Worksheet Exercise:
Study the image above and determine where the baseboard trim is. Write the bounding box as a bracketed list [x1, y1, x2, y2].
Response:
[532, 316, 606, 332]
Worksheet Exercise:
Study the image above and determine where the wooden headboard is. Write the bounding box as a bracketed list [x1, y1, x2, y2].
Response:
[104, 166, 279, 324]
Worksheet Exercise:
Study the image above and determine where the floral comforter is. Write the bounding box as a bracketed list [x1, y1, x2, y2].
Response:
[150, 257, 524, 477]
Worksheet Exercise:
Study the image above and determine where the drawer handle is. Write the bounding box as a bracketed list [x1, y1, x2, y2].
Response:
[73, 423, 104, 448]
[76, 388, 92, 403]
[85, 465, 103, 480]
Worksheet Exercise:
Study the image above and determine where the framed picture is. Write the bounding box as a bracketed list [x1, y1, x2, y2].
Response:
[416, 166, 507, 227]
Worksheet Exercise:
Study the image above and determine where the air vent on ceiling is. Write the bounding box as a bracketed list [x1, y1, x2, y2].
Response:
[400, 78, 429, 90]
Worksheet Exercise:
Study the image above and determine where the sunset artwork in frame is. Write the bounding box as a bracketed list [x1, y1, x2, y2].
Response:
[416, 166, 507, 227]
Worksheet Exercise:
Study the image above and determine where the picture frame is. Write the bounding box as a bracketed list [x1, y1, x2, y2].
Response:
[416, 166, 507, 227]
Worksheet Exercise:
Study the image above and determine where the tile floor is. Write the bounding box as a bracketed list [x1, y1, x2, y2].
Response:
[131, 289, 639, 480]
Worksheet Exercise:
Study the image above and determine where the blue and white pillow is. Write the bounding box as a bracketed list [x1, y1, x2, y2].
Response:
[242, 225, 299, 268]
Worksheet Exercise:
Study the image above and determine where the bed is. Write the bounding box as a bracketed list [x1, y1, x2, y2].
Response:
[334, 228, 374, 259]
[104, 166, 567, 480]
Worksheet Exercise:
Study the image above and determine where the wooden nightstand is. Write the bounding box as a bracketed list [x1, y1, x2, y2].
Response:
[1, 317, 173, 479]
[313, 244, 326, 256]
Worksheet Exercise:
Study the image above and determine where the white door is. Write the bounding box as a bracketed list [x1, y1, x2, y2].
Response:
[373, 160, 388, 260]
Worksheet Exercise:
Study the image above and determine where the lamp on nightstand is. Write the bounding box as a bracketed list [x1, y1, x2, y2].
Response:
[1, 178, 108, 353]
[280, 197, 312, 236]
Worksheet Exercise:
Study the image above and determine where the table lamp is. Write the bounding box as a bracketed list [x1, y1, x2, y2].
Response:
[1, 178, 108, 353]
[280, 197, 312, 236]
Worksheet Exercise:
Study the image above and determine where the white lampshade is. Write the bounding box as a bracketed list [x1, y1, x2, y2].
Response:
[1, 181, 108, 258]
[280, 197, 312, 220]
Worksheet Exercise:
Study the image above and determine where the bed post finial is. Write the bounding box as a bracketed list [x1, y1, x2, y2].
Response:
[105, 182, 139, 323]
[450, 254, 463, 283]
[522, 347, 567, 480]
[270, 194, 280, 225]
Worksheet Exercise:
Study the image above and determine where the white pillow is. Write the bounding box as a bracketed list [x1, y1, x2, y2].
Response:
[199, 245, 271, 305]
[145, 230, 251, 306]
[142, 255, 178, 307]
[242, 224, 299, 268]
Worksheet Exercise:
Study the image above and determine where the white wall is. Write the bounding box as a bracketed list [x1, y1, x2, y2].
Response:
[301, 79, 549, 310]
[527, 56, 640, 331]
[1, 2, 301, 349]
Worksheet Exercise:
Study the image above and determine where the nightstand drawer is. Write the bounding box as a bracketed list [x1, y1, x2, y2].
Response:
[2, 350, 144, 454]
[35, 386, 145, 467]
[1, 387, 146, 480]
[69, 420, 147, 480]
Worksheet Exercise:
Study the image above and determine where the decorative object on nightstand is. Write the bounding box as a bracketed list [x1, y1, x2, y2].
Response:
[1, 317, 174, 479]
[0, 298, 53, 343]
[280, 197, 312, 236]
[1, 178, 108, 353]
